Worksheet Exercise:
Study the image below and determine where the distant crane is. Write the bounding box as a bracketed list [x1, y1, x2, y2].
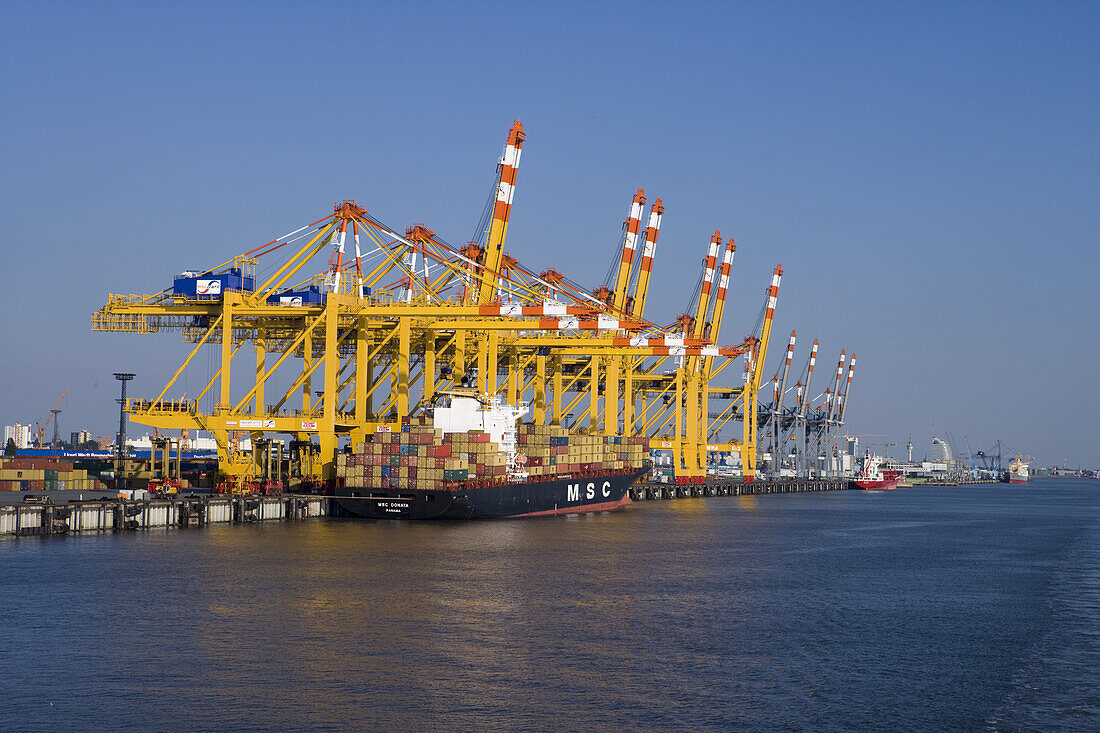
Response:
[846, 434, 890, 461]
[34, 388, 70, 447]
[867, 441, 896, 459]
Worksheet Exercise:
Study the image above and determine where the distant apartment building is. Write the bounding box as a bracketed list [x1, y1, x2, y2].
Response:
[97, 436, 113, 450]
[71, 430, 93, 446]
[3, 423, 33, 449]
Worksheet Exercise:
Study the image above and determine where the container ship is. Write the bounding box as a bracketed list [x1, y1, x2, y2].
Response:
[852, 451, 901, 491]
[1002, 457, 1030, 484]
[332, 390, 649, 519]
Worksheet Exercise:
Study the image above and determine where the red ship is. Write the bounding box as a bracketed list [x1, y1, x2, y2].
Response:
[853, 452, 901, 491]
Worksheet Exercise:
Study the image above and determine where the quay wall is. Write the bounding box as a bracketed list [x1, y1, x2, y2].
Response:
[1, 495, 326, 537]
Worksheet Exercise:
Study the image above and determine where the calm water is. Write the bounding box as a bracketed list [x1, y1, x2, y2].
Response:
[1, 479, 1097, 732]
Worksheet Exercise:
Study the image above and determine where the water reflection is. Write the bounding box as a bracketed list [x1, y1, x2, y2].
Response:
[2, 480, 1096, 731]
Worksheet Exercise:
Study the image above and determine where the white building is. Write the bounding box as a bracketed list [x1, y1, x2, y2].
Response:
[3, 423, 33, 449]
[930, 437, 953, 466]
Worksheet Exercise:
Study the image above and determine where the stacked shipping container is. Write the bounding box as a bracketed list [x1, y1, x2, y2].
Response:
[0, 457, 95, 491]
[336, 417, 649, 491]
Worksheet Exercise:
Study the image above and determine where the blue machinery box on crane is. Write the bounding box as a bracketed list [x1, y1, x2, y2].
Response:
[173, 267, 255, 298]
[266, 284, 326, 306]
[264, 284, 372, 305]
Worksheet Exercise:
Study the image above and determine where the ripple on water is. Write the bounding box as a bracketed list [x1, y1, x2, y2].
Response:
[0, 479, 1096, 732]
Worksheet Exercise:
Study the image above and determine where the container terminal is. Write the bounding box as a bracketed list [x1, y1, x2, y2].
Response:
[82, 120, 869, 502]
[3, 120, 896, 530]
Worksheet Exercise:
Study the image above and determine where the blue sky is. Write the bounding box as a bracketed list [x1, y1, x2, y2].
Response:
[1, 1, 1097, 465]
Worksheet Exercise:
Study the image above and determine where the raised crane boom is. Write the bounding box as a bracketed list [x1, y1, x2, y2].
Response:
[611, 189, 645, 314]
[795, 338, 818, 477]
[771, 330, 796, 475]
[690, 231, 722, 340]
[740, 264, 782, 481]
[826, 350, 845, 424]
[839, 353, 856, 425]
[703, 238, 736, 378]
[799, 339, 819, 419]
[629, 199, 663, 319]
[477, 121, 525, 304]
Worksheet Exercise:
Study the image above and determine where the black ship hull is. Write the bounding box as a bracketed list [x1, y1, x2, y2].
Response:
[332, 469, 646, 520]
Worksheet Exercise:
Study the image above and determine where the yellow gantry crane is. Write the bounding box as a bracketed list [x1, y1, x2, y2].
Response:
[92, 122, 784, 488]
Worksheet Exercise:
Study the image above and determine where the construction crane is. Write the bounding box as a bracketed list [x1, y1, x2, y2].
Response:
[34, 388, 70, 448]
[91, 122, 829, 490]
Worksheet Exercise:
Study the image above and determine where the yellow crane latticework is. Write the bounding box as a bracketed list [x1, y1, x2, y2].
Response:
[92, 123, 786, 487]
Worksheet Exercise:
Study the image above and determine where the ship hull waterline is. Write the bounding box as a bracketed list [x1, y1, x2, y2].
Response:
[332, 469, 647, 520]
[853, 477, 901, 491]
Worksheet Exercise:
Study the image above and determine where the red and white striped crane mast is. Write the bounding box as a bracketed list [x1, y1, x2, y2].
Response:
[703, 238, 736, 380]
[477, 121, 525, 305]
[770, 330, 797, 477]
[740, 264, 782, 482]
[611, 189, 645, 314]
[681, 231, 722, 477]
[839, 353, 856, 427]
[629, 199, 664, 320]
[822, 350, 846, 477]
[797, 338, 819, 476]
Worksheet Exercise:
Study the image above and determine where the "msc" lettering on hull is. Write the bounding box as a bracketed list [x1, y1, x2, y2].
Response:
[567, 481, 612, 502]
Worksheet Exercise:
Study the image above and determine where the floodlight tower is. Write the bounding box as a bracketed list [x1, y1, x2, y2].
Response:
[114, 373, 135, 487]
[50, 409, 62, 447]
